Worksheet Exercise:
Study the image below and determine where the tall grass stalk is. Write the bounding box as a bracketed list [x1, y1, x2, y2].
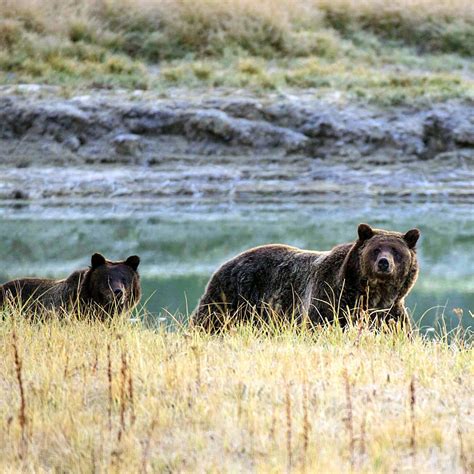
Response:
[107, 342, 113, 432]
[286, 382, 292, 473]
[409, 376, 417, 462]
[118, 348, 128, 442]
[302, 379, 310, 470]
[11, 328, 28, 458]
[343, 367, 355, 469]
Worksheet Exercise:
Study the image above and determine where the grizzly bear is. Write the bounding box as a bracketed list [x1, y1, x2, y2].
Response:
[192, 224, 420, 331]
[0, 253, 141, 318]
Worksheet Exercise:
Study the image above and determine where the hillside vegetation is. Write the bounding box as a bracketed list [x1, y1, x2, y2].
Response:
[0, 314, 472, 472]
[0, 0, 473, 103]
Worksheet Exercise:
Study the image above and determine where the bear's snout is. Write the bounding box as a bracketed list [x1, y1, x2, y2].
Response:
[377, 257, 390, 272]
[114, 288, 124, 298]
[110, 284, 127, 305]
[375, 253, 394, 275]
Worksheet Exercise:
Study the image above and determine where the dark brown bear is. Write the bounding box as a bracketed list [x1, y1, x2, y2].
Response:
[0, 253, 141, 317]
[192, 224, 420, 331]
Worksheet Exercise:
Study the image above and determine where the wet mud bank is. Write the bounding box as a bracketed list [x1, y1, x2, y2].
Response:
[0, 87, 473, 203]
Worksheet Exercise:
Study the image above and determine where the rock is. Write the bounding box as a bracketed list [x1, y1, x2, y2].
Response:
[11, 189, 29, 200]
[124, 107, 184, 135]
[63, 136, 81, 152]
[300, 114, 341, 140]
[422, 114, 455, 159]
[219, 99, 265, 121]
[0, 91, 472, 165]
[453, 116, 474, 147]
[183, 110, 309, 152]
[111, 133, 143, 155]
[184, 110, 237, 142]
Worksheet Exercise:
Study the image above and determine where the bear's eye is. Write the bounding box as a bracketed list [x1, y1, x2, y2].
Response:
[392, 248, 400, 260]
[373, 248, 380, 255]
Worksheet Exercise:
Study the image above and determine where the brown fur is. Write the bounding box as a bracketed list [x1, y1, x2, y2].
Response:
[0, 253, 141, 318]
[192, 224, 420, 332]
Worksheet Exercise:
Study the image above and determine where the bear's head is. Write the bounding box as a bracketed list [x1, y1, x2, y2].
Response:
[82, 253, 141, 315]
[356, 223, 420, 288]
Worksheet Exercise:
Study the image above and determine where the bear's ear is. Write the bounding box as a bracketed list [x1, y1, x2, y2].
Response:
[358, 223, 374, 241]
[125, 255, 140, 271]
[403, 229, 420, 249]
[91, 253, 106, 269]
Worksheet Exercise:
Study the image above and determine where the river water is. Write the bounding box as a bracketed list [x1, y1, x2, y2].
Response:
[0, 198, 472, 334]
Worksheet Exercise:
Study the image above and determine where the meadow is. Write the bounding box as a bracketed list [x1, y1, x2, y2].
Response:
[1, 0, 473, 104]
[0, 311, 472, 472]
[1, 1, 473, 472]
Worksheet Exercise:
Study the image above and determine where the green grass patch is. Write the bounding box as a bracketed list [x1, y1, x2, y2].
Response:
[0, 0, 473, 103]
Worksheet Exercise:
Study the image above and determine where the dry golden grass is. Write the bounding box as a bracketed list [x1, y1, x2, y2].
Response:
[2, 0, 473, 56]
[1, 0, 472, 102]
[0, 312, 473, 472]
[319, 0, 474, 20]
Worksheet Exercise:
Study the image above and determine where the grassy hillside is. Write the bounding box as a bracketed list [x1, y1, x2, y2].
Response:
[1, 0, 473, 103]
[0, 314, 472, 472]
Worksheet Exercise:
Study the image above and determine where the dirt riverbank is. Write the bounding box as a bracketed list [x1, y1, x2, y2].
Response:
[1, 86, 472, 203]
